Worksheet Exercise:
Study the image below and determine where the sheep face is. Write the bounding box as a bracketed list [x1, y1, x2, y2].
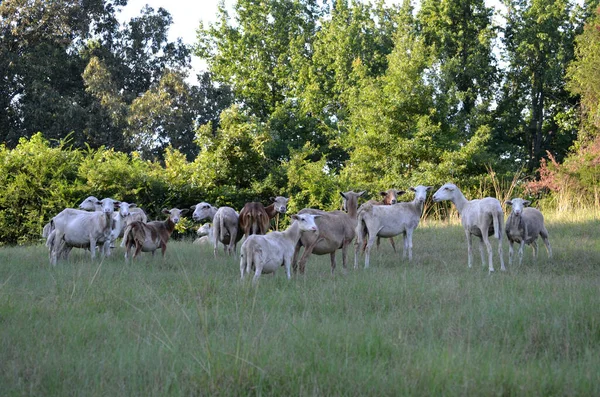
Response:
[99, 198, 120, 214]
[271, 196, 289, 214]
[162, 208, 189, 224]
[410, 185, 432, 204]
[506, 198, 531, 217]
[191, 202, 215, 222]
[79, 196, 100, 211]
[197, 223, 212, 237]
[432, 183, 458, 202]
[291, 214, 320, 232]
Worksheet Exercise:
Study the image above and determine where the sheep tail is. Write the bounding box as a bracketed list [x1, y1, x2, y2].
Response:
[493, 208, 502, 240]
[219, 214, 228, 242]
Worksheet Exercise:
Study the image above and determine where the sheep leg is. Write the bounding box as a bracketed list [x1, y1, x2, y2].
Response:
[330, 252, 337, 274]
[531, 240, 538, 261]
[497, 235, 506, 271]
[389, 237, 397, 253]
[364, 232, 377, 269]
[478, 239, 486, 267]
[298, 237, 324, 274]
[354, 240, 361, 269]
[518, 241, 525, 265]
[541, 230, 552, 259]
[89, 236, 97, 260]
[292, 241, 302, 273]
[405, 229, 414, 261]
[284, 255, 292, 280]
[376, 236, 381, 250]
[228, 228, 238, 257]
[465, 230, 473, 269]
[481, 232, 495, 273]
[508, 241, 514, 266]
[239, 251, 246, 279]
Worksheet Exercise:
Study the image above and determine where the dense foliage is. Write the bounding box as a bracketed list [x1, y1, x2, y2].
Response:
[1, 0, 600, 243]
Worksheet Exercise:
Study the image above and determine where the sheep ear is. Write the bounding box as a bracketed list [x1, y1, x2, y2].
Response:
[180, 209, 189, 215]
[190, 204, 197, 210]
[339, 192, 347, 199]
[397, 190, 406, 195]
[129, 203, 137, 208]
[506, 200, 513, 206]
[380, 191, 387, 197]
[313, 214, 321, 219]
[270, 197, 275, 202]
[524, 200, 531, 207]
[162, 208, 170, 214]
[410, 187, 416, 192]
[291, 215, 299, 221]
[426, 186, 432, 191]
[358, 191, 366, 197]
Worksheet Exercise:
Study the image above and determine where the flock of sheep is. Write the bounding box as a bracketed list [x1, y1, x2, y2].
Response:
[42, 183, 552, 282]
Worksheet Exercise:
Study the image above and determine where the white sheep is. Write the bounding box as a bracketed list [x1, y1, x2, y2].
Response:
[240, 213, 319, 284]
[355, 185, 431, 268]
[193, 223, 213, 245]
[432, 183, 505, 273]
[505, 198, 552, 265]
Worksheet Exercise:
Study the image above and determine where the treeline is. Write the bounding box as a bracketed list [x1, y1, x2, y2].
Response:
[2, 0, 600, 244]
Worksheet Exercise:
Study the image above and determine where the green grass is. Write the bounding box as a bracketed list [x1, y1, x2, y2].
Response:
[1, 218, 600, 396]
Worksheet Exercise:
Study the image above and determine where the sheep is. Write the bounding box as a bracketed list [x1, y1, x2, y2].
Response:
[122, 208, 188, 261]
[240, 213, 319, 283]
[293, 190, 365, 274]
[505, 198, 552, 265]
[432, 183, 506, 273]
[265, 196, 289, 230]
[191, 202, 241, 256]
[365, 189, 406, 252]
[193, 223, 213, 245]
[355, 186, 430, 268]
[46, 198, 120, 265]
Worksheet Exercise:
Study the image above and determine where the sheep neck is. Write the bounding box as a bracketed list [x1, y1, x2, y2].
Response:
[451, 189, 469, 215]
[265, 203, 277, 219]
[282, 221, 301, 243]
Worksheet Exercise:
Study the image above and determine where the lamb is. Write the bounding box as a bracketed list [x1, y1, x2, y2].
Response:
[109, 201, 135, 247]
[355, 185, 431, 268]
[432, 183, 506, 273]
[122, 208, 188, 261]
[193, 223, 213, 245]
[191, 202, 241, 256]
[240, 213, 319, 283]
[505, 198, 552, 265]
[293, 190, 365, 274]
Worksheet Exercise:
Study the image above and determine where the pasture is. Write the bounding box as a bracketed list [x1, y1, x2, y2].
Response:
[1, 215, 600, 396]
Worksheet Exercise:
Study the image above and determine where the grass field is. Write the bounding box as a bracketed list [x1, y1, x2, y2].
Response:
[1, 216, 600, 396]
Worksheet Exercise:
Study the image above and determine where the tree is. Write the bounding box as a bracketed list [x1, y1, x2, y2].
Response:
[566, 7, 600, 141]
[500, 0, 585, 171]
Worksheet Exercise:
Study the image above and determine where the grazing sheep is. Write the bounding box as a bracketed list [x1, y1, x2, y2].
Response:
[355, 186, 430, 268]
[432, 183, 505, 273]
[193, 223, 213, 245]
[505, 198, 552, 265]
[240, 214, 319, 283]
[122, 208, 188, 261]
[293, 190, 365, 274]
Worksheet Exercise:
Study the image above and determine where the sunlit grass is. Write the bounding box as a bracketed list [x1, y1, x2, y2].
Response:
[1, 215, 599, 395]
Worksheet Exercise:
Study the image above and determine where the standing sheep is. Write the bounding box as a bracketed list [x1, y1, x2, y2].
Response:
[432, 183, 506, 273]
[240, 213, 319, 283]
[355, 186, 430, 268]
[505, 198, 552, 265]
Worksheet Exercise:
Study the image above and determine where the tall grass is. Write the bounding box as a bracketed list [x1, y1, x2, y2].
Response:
[1, 217, 599, 396]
